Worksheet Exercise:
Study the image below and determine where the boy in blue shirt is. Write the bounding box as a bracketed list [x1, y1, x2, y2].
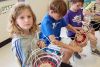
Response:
[39, 0, 82, 67]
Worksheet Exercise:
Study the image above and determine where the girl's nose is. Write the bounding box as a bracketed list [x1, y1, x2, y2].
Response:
[25, 18, 29, 22]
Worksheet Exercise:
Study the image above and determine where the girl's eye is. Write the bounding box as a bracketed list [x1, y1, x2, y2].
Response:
[27, 15, 31, 18]
[20, 16, 24, 19]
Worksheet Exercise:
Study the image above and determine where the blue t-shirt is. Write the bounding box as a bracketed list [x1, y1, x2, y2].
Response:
[64, 9, 84, 37]
[39, 13, 68, 46]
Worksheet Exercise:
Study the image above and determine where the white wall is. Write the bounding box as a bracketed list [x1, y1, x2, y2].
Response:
[26, 0, 52, 24]
[0, 0, 17, 41]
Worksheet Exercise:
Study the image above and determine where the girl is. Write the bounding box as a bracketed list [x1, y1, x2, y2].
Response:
[8, 2, 44, 67]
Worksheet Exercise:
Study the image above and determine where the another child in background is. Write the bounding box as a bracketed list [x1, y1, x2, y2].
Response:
[64, 0, 100, 59]
[8, 2, 44, 67]
[39, 0, 82, 67]
[84, 0, 100, 31]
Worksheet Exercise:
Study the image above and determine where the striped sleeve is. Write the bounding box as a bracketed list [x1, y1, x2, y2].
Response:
[12, 38, 23, 65]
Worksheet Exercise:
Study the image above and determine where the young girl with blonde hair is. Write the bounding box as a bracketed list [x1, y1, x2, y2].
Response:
[8, 2, 44, 67]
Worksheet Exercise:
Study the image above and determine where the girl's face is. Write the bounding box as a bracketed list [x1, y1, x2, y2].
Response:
[16, 9, 33, 32]
[72, 2, 83, 10]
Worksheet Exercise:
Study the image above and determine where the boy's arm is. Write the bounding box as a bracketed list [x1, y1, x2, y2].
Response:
[48, 35, 82, 52]
[49, 35, 70, 48]
[66, 24, 81, 34]
[74, 27, 83, 30]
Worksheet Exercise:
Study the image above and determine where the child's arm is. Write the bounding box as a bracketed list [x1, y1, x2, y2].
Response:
[48, 35, 82, 53]
[74, 27, 82, 30]
[73, 26, 85, 34]
[12, 38, 23, 65]
[66, 24, 81, 34]
[37, 40, 45, 48]
[35, 32, 45, 48]
[67, 24, 85, 34]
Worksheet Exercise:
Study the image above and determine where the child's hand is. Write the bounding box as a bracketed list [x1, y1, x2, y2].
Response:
[73, 45, 82, 53]
[37, 40, 45, 48]
[75, 27, 85, 34]
[70, 41, 83, 53]
[79, 29, 85, 34]
[75, 30, 81, 35]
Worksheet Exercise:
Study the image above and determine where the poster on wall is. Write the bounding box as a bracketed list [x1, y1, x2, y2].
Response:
[0, 0, 15, 15]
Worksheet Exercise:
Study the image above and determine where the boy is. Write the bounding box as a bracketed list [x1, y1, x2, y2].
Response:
[64, 0, 100, 59]
[39, 0, 82, 67]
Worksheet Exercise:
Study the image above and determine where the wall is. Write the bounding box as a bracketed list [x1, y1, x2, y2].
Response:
[0, 0, 17, 42]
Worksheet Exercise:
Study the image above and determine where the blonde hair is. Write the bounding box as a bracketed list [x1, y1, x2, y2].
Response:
[8, 2, 38, 37]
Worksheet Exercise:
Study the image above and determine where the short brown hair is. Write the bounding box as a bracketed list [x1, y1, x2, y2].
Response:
[69, 0, 84, 4]
[49, 0, 67, 16]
